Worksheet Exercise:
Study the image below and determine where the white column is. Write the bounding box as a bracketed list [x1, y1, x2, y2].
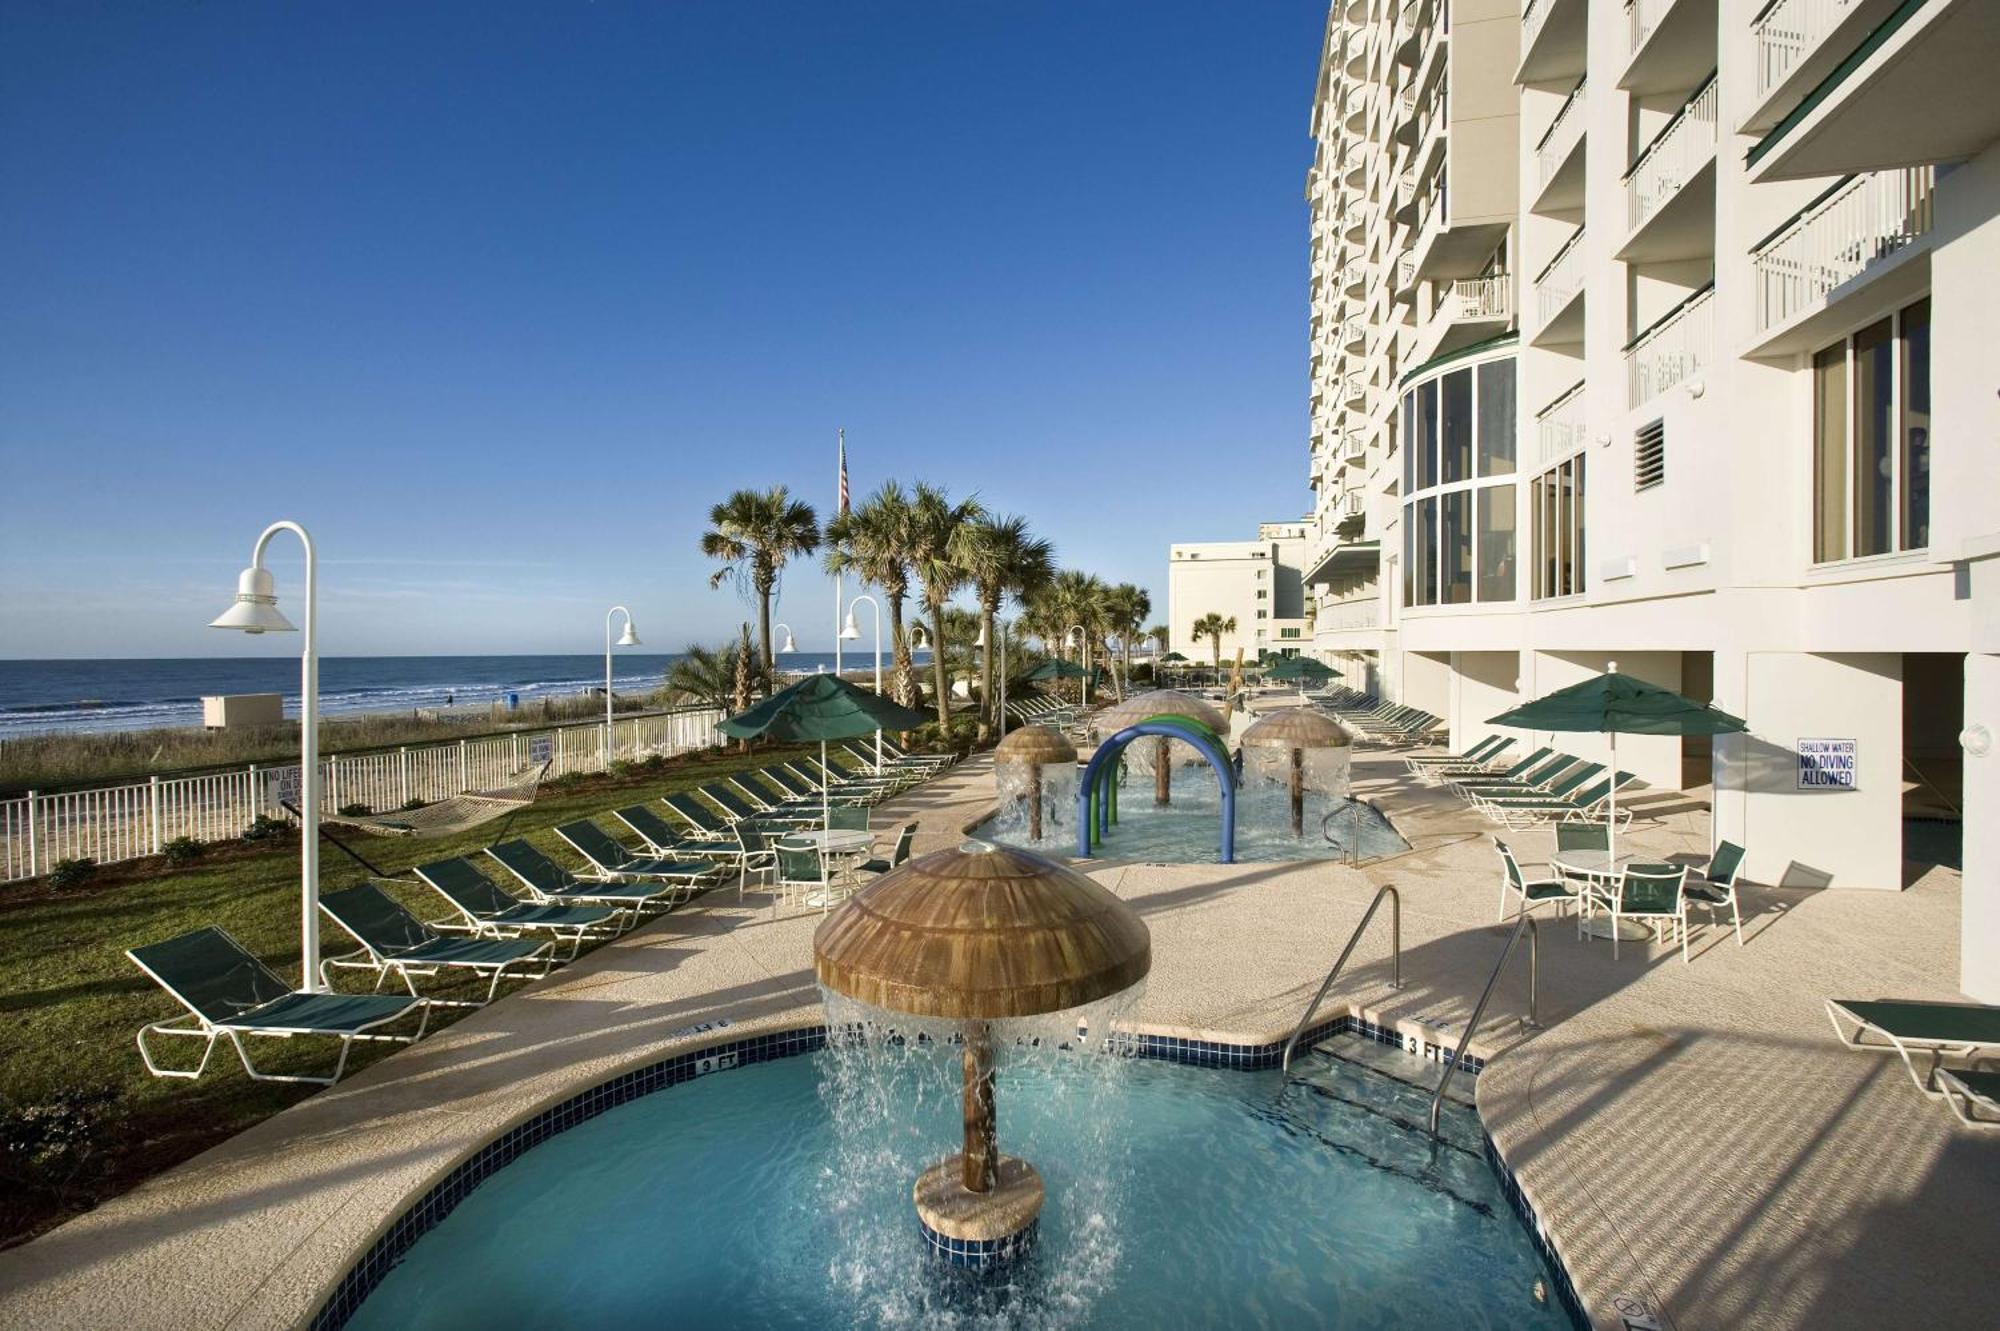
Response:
[1963, 652, 2000, 1000]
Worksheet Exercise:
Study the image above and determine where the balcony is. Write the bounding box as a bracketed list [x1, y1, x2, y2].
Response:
[1340, 317, 1368, 352]
[1625, 283, 1714, 407]
[1341, 259, 1368, 297]
[1340, 489, 1367, 520]
[1394, 0, 1434, 68]
[1532, 77, 1588, 217]
[1341, 372, 1370, 408]
[1535, 380, 1588, 464]
[1532, 227, 1587, 349]
[1341, 432, 1368, 465]
[1621, 0, 1719, 97]
[1749, 165, 1935, 346]
[1392, 256, 1419, 304]
[1618, 74, 1718, 263]
[1749, 0, 2000, 181]
[1743, 0, 1905, 134]
[1519, 0, 1589, 85]
[1318, 597, 1383, 633]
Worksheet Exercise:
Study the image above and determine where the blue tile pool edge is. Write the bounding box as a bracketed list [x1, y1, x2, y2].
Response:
[310, 1016, 1584, 1330]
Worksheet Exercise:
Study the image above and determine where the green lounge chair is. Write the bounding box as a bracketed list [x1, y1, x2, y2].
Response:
[809, 755, 906, 797]
[1937, 1069, 2000, 1130]
[661, 791, 736, 840]
[414, 857, 621, 960]
[1454, 751, 1576, 800]
[550, 823, 719, 897]
[127, 926, 430, 1084]
[614, 804, 731, 859]
[320, 882, 554, 1006]
[1484, 772, 1635, 829]
[1475, 763, 1605, 823]
[491, 836, 689, 919]
[1825, 998, 2000, 1094]
[1444, 747, 1558, 799]
[704, 783, 813, 827]
[724, 776, 822, 820]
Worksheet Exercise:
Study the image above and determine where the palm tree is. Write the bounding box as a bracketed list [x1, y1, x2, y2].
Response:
[906, 482, 986, 725]
[824, 482, 918, 707]
[700, 487, 820, 681]
[663, 642, 736, 713]
[1102, 583, 1151, 700]
[1042, 569, 1111, 703]
[1147, 623, 1171, 685]
[951, 514, 1054, 735]
[1191, 612, 1236, 682]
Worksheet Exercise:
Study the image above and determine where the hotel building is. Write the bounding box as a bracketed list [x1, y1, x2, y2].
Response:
[1167, 522, 1313, 663]
[1302, 0, 1999, 999]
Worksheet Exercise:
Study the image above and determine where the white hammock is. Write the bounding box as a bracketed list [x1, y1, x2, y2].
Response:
[320, 763, 548, 838]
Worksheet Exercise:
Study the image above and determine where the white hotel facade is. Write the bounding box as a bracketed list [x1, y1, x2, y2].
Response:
[1301, 0, 2000, 999]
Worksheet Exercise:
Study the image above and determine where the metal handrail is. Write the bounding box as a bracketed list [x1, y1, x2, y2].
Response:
[1279, 884, 1403, 1075]
[1428, 914, 1541, 1137]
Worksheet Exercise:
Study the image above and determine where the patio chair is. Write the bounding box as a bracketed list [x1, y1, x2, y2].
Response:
[661, 791, 737, 840]
[826, 804, 870, 832]
[857, 822, 919, 878]
[1554, 821, 1609, 854]
[771, 839, 832, 913]
[126, 926, 431, 1084]
[1601, 863, 1688, 962]
[320, 882, 554, 1007]
[1937, 1069, 2000, 1130]
[1824, 998, 2000, 1095]
[732, 817, 780, 899]
[414, 857, 622, 960]
[1683, 840, 1747, 947]
[495, 834, 692, 919]
[1494, 838, 1577, 922]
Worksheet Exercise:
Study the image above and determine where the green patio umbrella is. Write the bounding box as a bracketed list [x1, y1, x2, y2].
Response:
[1266, 656, 1333, 682]
[1026, 658, 1089, 680]
[1486, 662, 1746, 865]
[716, 673, 932, 825]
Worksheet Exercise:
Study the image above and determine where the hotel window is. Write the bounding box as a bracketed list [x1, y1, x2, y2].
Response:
[1531, 453, 1586, 599]
[1813, 297, 1930, 562]
[1399, 355, 1517, 608]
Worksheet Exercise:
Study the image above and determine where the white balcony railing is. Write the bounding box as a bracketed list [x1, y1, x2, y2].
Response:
[1535, 227, 1586, 327]
[1536, 77, 1588, 187]
[1626, 283, 1714, 406]
[1341, 431, 1368, 464]
[1754, 0, 1864, 103]
[1319, 597, 1383, 632]
[1522, 0, 1551, 53]
[1751, 166, 1934, 331]
[1627, 0, 1673, 56]
[1535, 380, 1587, 464]
[1626, 76, 1718, 234]
[1444, 275, 1512, 322]
[1340, 490, 1367, 519]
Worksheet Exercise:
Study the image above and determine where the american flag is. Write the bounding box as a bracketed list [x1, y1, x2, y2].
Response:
[837, 430, 849, 516]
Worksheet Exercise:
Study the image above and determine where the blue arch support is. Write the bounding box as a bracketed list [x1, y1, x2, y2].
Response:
[1077, 717, 1237, 863]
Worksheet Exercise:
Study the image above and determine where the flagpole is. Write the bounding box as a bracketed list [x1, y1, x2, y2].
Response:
[834, 428, 845, 680]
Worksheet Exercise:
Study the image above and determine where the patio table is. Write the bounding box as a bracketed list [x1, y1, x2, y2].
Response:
[779, 828, 876, 908]
[1549, 849, 1653, 941]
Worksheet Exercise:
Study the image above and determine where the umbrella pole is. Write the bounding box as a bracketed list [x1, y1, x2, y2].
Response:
[822, 740, 831, 829]
[1608, 731, 1617, 865]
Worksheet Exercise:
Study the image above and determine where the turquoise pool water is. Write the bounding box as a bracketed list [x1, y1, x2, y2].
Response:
[978, 767, 1410, 864]
[345, 1047, 1568, 1329]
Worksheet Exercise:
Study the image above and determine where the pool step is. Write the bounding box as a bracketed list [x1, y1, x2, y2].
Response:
[1309, 1032, 1477, 1109]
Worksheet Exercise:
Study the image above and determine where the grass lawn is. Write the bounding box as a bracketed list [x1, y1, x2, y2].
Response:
[0, 740, 829, 1249]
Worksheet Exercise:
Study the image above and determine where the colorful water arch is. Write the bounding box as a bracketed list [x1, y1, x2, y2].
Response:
[1076, 713, 1238, 863]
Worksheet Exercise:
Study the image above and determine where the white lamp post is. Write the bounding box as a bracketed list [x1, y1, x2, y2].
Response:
[604, 606, 641, 768]
[841, 593, 884, 768]
[975, 619, 1009, 739]
[210, 521, 322, 991]
[1065, 624, 1090, 708]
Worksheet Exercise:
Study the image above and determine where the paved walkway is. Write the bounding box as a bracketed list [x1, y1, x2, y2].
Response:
[0, 750, 1987, 1330]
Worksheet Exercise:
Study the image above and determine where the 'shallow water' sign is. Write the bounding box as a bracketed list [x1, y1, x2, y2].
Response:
[1797, 738, 1857, 789]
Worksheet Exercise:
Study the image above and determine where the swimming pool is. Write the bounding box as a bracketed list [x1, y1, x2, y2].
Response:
[975, 767, 1410, 864]
[343, 1045, 1569, 1329]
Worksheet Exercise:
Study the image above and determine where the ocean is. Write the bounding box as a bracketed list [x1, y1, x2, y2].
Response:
[0, 653, 910, 740]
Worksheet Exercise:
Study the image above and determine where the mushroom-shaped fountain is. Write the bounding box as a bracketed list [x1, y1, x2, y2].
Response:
[813, 840, 1150, 1267]
[1092, 689, 1228, 806]
[991, 724, 1077, 843]
[1240, 707, 1351, 837]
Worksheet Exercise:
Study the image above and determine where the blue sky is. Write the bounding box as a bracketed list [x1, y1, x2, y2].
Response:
[0, 0, 1322, 658]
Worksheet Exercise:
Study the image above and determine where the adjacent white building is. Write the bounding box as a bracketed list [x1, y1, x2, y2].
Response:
[1304, 0, 1999, 1000]
[1167, 521, 1312, 663]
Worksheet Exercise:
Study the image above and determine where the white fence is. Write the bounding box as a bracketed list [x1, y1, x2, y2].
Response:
[1536, 227, 1587, 329]
[1626, 77, 1718, 234]
[1752, 167, 1934, 331]
[1627, 284, 1715, 407]
[0, 706, 725, 882]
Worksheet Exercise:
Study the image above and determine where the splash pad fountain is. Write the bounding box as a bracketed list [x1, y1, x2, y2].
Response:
[991, 724, 1078, 845]
[813, 839, 1150, 1269]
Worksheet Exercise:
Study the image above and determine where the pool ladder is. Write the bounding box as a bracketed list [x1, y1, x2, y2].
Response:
[1426, 913, 1540, 1139]
[1278, 884, 1402, 1077]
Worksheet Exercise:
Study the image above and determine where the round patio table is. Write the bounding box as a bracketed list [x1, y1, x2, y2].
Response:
[1549, 849, 1652, 940]
[780, 828, 876, 908]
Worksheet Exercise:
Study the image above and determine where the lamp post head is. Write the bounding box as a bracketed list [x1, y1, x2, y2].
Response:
[616, 622, 641, 648]
[210, 565, 295, 634]
[779, 630, 797, 654]
[973, 625, 987, 648]
[839, 611, 861, 642]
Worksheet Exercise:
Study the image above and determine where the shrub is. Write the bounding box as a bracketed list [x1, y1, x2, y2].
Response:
[400, 797, 429, 811]
[546, 772, 583, 790]
[46, 858, 97, 891]
[639, 753, 669, 771]
[337, 802, 373, 818]
[0, 1088, 124, 1202]
[606, 760, 637, 779]
[240, 814, 290, 844]
[161, 836, 205, 867]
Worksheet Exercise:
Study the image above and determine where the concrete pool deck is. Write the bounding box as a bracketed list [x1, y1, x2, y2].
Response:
[0, 750, 1988, 1330]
